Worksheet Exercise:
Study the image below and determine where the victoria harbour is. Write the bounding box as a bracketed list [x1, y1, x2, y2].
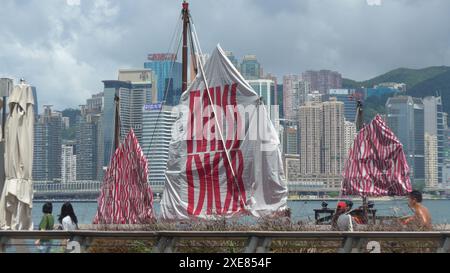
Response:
[32, 199, 450, 226]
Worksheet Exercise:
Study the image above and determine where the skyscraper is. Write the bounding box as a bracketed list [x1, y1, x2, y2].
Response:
[386, 96, 425, 187]
[423, 96, 445, 185]
[102, 69, 156, 167]
[77, 111, 102, 181]
[240, 55, 262, 80]
[141, 103, 176, 193]
[321, 98, 345, 175]
[424, 133, 438, 188]
[283, 125, 298, 155]
[248, 79, 279, 134]
[299, 102, 322, 175]
[144, 53, 182, 105]
[302, 70, 342, 94]
[33, 106, 62, 181]
[31, 86, 38, 120]
[61, 143, 76, 183]
[224, 51, 239, 71]
[282, 75, 301, 120]
[344, 121, 357, 159]
[298, 99, 345, 188]
[328, 89, 359, 122]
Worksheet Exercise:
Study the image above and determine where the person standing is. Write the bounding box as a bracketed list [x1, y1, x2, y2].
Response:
[59, 202, 78, 231]
[58, 202, 79, 252]
[35, 202, 54, 253]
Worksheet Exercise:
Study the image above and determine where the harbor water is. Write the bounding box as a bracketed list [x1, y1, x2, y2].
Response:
[32, 199, 450, 226]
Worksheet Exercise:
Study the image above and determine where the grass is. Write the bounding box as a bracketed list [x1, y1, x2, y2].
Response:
[85, 217, 449, 253]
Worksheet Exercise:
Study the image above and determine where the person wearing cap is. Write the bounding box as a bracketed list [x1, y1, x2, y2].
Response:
[331, 201, 357, 231]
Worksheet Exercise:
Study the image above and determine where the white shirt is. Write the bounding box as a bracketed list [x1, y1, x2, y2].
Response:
[62, 216, 77, 231]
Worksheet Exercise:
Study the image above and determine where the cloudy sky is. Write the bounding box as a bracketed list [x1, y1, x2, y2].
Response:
[1, 0, 450, 110]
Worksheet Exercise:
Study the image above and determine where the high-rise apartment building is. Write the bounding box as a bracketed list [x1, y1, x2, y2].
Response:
[77, 112, 102, 181]
[299, 103, 322, 175]
[321, 98, 345, 175]
[61, 144, 76, 183]
[302, 70, 342, 94]
[282, 75, 301, 120]
[298, 98, 345, 189]
[33, 106, 62, 181]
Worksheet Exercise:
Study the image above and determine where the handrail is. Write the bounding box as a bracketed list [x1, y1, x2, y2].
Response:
[1, 230, 449, 253]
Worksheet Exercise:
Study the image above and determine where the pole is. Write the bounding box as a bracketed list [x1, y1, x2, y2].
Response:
[182, 1, 189, 93]
[113, 95, 120, 150]
[1, 96, 5, 140]
[356, 100, 369, 223]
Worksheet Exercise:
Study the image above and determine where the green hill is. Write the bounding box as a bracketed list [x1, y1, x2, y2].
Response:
[342, 66, 450, 123]
[407, 69, 450, 115]
[343, 66, 450, 89]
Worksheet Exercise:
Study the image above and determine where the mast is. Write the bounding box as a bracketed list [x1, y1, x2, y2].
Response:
[113, 95, 120, 150]
[182, 1, 189, 93]
[356, 100, 369, 223]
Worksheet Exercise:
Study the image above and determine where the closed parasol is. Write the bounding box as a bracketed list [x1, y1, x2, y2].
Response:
[0, 83, 35, 230]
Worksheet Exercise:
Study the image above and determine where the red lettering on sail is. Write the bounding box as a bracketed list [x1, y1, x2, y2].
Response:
[186, 83, 245, 216]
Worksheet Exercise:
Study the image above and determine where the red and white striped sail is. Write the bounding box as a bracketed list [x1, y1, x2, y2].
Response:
[341, 115, 412, 197]
[93, 129, 155, 224]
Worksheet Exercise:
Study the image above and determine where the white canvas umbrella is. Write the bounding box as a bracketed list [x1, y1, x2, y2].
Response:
[0, 83, 34, 230]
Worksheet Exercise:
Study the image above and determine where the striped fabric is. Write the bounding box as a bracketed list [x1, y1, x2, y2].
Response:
[341, 115, 412, 197]
[93, 129, 155, 224]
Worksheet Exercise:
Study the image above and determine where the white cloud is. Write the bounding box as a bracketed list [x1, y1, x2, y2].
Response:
[367, 0, 382, 6]
[1, 0, 450, 109]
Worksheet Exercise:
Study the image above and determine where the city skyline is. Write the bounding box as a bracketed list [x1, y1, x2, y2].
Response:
[1, 0, 450, 109]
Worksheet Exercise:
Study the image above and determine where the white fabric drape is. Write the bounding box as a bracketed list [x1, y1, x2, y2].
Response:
[0, 84, 34, 230]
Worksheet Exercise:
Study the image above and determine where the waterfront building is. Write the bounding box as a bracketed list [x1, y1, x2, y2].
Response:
[61, 144, 76, 183]
[321, 98, 345, 176]
[299, 102, 322, 175]
[33, 106, 62, 181]
[423, 96, 445, 185]
[102, 69, 156, 167]
[141, 104, 176, 193]
[386, 96, 425, 187]
[144, 53, 182, 105]
[425, 133, 438, 188]
[344, 121, 357, 159]
[77, 112, 102, 181]
[298, 98, 345, 189]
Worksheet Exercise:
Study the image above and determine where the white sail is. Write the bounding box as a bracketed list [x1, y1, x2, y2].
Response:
[161, 45, 288, 220]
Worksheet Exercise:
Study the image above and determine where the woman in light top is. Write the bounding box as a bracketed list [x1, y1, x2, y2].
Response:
[58, 202, 79, 252]
[58, 202, 78, 231]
